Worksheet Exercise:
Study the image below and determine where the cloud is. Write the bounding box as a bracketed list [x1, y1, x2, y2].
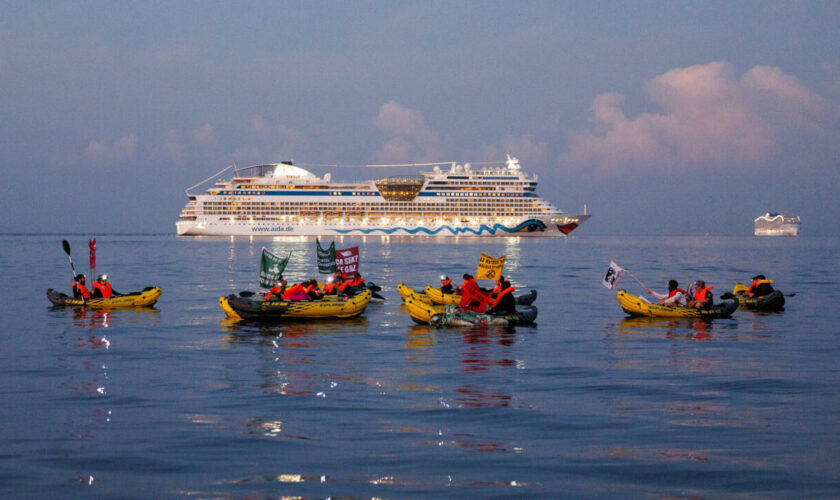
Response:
[193, 123, 215, 144]
[237, 115, 303, 162]
[372, 101, 444, 163]
[71, 133, 137, 165]
[463, 134, 549, 168]
[565, 61, 836, 172]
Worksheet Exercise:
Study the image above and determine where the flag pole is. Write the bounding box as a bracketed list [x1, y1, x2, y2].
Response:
[623, 269, 648, 290]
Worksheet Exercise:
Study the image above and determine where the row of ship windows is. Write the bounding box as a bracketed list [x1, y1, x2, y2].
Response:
[201, 209, 552, 216]
[202, 200, 539, 207]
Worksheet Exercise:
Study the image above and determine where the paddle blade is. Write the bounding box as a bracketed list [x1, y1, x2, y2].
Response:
[62, 240, 71, 255]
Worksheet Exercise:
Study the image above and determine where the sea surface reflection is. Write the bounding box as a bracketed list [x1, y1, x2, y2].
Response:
[2, 235, 840, 497]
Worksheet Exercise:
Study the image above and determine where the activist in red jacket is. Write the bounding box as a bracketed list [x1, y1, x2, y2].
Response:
[459, 274, 488, 312]
[487, 280, 516, 314]
[72, 274, 91, 299]
[91, 274, 120, 298]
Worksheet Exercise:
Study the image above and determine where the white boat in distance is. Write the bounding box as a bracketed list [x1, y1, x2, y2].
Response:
[754, 213, 800, 236]
[176, 155, 591, 237]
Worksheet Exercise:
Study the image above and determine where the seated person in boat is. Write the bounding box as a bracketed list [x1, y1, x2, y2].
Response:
[746, 274, 774, 297]
[323, 275, 341, 296]
[487, 280, 516, 315]
[263, 276, 287, 302]
[439, 275, 456, 294]
[72, 274, 91, 299]
[687, 280, 714, 309]
[646, 280, 687, 307]
[283, 282, 312, 302]
[303, 279, 322, 300]
[91, 274, 121, 298]
[459, 274, 488, 312]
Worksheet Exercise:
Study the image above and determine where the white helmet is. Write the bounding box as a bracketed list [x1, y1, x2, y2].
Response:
[98, 274, 108, 282]
[440, 275, 449, 281]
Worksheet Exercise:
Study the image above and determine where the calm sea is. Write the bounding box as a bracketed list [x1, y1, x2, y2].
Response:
[2, 234, 839, 498]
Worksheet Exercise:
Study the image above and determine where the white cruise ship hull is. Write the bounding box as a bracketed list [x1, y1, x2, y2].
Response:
[176, 158, 591, 237]
[755, 225, 799, 236]
[177, 215, 590, 237]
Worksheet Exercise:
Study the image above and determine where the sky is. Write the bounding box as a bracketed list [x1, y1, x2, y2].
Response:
[1, 0, 838, 236]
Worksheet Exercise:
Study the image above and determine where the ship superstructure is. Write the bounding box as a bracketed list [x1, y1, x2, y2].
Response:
[176, 156, 590, 237]
[754, 213, 800, 236]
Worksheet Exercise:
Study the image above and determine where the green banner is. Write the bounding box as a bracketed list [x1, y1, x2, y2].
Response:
[316, 238, 336, 274]
[260, 248, 290, 288]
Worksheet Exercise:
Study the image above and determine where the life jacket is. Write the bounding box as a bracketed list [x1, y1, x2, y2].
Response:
[694, 285, 713, 301]
[264, 284, 284, 302]
[668, 288, 687, 298]
[324, 283, 339, 295]
[490, 286, 515, 309]
[492, 281, 503, 294]
[304, 284, 314, 294]
[72, 282, 91, 299]
[351, 278, 365, 287]
[339, 281, 352, 292]
[459, 279, 488, 310]
[283, 283, 305, 300]
[92, 281, 112, 298]
[747, 279, 773, 294]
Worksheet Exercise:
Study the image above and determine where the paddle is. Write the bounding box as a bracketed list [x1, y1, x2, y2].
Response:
[62, 240, 78, 280]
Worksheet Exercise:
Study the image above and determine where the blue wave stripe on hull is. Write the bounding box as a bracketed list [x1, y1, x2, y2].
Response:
[333, 220, 546, 235]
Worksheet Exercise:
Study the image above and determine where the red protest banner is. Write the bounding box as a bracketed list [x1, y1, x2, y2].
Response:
[335, 246, 359, 278]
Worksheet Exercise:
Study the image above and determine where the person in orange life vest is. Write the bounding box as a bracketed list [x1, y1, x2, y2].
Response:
[303, 279, 322, 300]
[746, 274, 774, 297]
[91, 274, 120, 298]
[72, 274, 91, 299]
[338, 275, 357, 295]
[487, 280, 516, 314]
[687, 280, 714, 309]
[646, 280, 687, 307]
[282, 281, 311, 301]
[492, 275, 505, 294]
[323, 275, 341, 295]
[439, 275, 456, 294]
[459, 274, 487, 311]
[350, 274, 365, 288]
[263, 276, 287, 302]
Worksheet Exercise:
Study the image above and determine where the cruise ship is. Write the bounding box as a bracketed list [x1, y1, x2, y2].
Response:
[176, 156, 590, 237]
[754, 213, 800, 236]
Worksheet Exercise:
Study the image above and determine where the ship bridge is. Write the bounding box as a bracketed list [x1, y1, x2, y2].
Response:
[374, 175, 425, 201]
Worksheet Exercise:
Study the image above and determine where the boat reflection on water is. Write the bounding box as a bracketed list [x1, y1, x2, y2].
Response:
[617, 316, 718, 341]
[220, 316, 369, 343]
[56, 306, 161, 330]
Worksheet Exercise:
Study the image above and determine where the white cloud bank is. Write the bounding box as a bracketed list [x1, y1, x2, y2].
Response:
[565, 61, 835, 172]
[372, 101, 444, 163]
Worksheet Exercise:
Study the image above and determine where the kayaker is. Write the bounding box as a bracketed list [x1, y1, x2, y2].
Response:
[283, 282, 310, 301]
[487, 280, 516, 314]
[646, 280, 687, 307]
[350, 273, 365, 288]
[91, 274, 121, 298]
[439, 275, 456, 294]
[324, 276, 340, 295]
[264, 276, 287, 302]
[304, 279, 322, 300]
[746, 274, 775, 297]
[459, 274, 487, 311]
[72, 274, 91, 299]
[492, 275, 505, 294]
[687, 280, 714, 309]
